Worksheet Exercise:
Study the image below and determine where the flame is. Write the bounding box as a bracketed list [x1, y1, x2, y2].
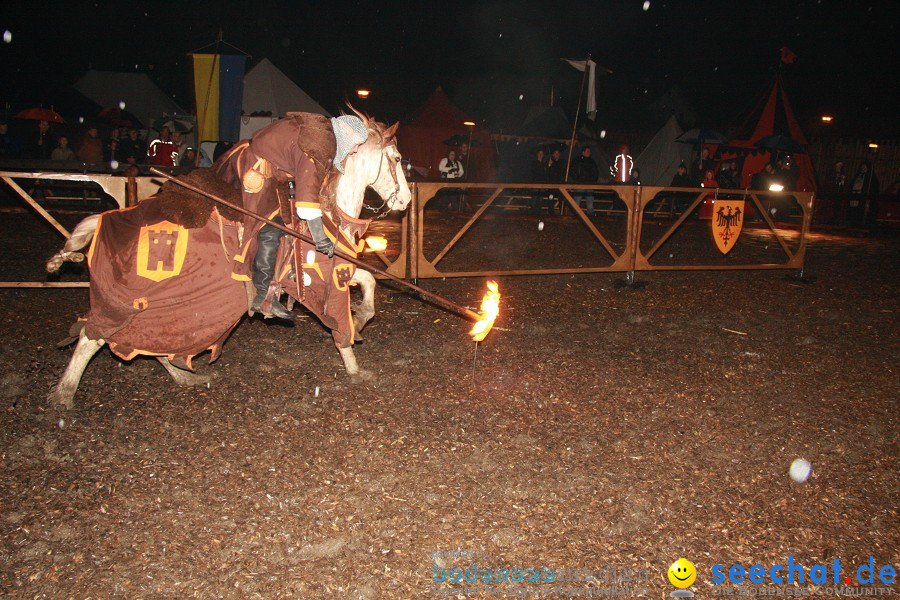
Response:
[364, 235, 388, 252]
[469, 280, 501, 342]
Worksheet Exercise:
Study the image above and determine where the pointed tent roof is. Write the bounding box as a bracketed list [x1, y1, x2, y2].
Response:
[398, 86, 494, 179]
[733, 75, 808, 145]
[405, 86, 473, 128]
[635, 115, 693, 186]
[519, 106, 572, 139]
[242, 58, 330, 117]
[74, 70, 186, 129]
[727, 74, 816, 191]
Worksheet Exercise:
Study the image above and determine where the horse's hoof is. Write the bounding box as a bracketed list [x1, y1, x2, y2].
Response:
[348, 369, 374, 384]
[47, 385, 74, 411]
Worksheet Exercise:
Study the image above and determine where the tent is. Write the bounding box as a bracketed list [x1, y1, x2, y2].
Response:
[724, 75, 817, 192]
[635, 115, 693, 186]
[519, 106, 573, 139]
[242, 58, 330, 118]
[74, 70, 186, 132]
[397, 87, 494, 180]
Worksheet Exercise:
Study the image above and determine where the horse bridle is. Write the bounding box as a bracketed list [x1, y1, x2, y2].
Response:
[361, 142, 401, 220]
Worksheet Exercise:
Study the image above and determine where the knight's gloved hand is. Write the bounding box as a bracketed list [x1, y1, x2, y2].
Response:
[307, 217, 335, 258]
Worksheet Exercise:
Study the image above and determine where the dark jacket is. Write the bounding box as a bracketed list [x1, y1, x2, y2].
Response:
[670, 172, 692, 187]
[571, 155, 599, 184]
[530, 158, 548, 183]
[547, 157, 566, 183]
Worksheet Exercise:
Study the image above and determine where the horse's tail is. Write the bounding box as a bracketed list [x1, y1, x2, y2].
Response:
[45, 214, 101, 273]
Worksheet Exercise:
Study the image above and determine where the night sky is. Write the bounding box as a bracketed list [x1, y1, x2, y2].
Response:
[2, 1, 897, 138]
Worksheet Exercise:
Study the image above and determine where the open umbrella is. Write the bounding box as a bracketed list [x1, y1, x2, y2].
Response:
[443, 134, 481, 147]
[676, 128, 727, 145]
[754, 134, 806, 154]
[97, 107, 144, 129]
[151, 117, 193, 134]
[16, 107, 65, 123]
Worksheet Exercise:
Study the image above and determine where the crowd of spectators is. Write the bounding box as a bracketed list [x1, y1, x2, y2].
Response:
[0, 118, 199, 168]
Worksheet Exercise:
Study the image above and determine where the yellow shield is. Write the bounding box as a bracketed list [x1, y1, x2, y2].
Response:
[136, 220, 189, 282]
[710, 200, 745, 254]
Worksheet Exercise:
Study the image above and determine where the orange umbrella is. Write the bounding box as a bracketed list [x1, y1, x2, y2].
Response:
[16, 107, 65, 123]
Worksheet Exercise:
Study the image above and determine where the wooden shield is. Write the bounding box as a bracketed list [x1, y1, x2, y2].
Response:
[711, 200, 745, 254]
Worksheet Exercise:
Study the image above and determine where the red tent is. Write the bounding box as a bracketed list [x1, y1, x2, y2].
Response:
[397, 87, 494, 180]
[726, 75, 817, 192]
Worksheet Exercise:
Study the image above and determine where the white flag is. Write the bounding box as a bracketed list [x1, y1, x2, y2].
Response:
[565, 58, 598, 118]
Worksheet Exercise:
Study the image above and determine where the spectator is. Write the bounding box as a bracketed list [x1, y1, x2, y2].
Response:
[692, 147, 714, 185]
[437, 149, 464, 211]
[50, 135, 76, 161]
[612, 144, 633, 183]
[148, 125, 177, 166]
[848, 161, 879, 226]
[438, 148, 464, 180]
[700, 169, 718, 189]
[0, 120, 22, 158]
[547, 147, 566, 184]
[26, 120, 53, 160]
[458, 142, 475, 181]
[117, 129, 146, 165]
[171, 130, 188, 164]
[628, 167, 642, 186]
[178, 147, 197, 167]
[104, 128, 121, 163]
[829, 161, 848, 194]
[775, 156, 797, 191]
[530, 148, 550, 215]
[670, 162, 692, 187]
[571, 145, 599, 215]
[76, 125, 104, 164]
[750, 163, 776, 190]
[717, 160, 739, 189]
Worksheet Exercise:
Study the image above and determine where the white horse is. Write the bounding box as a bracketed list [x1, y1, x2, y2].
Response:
[47, 112, 410, 409]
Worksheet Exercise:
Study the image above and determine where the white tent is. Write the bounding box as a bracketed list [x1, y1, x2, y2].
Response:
[74, 70, 187, 131]
[242, 58, 330, 118]
[635, 115, 693, 186]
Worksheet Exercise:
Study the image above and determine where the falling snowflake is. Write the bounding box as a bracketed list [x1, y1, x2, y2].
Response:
[600, 130, 607, 139]
[118, 101, 126, 110]
[518, 94, 524, 100]
[2, 30, 11, 44]
[643, 1, 650, 10]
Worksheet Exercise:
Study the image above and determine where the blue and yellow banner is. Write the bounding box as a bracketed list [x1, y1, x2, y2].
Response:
[193, 54, 245, 143]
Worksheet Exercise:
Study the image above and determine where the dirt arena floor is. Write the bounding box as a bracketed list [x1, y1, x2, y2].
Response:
[1, 206, 897, 598]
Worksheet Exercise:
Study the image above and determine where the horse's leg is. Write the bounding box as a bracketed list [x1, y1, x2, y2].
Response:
[336, 343, 373, 383]
[350, 269, 376, 335]
[156, 357, 211, 386]
[49, 330, 105, 409]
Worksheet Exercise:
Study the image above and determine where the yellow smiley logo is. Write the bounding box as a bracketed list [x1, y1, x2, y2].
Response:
[668, 558, 697, 588]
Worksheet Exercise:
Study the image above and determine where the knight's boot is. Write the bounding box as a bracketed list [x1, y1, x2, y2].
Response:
[250, 224, 292, 320]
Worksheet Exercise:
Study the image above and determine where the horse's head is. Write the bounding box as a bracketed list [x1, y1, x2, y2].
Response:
[336, 108, 411, 216]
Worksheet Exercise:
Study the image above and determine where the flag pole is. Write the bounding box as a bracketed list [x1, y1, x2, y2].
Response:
[564, 53, 591, 182]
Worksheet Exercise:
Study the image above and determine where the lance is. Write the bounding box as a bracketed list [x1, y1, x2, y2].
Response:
[149, 167, 481, 322]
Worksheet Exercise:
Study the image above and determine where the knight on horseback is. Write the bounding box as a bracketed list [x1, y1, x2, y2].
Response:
[215, 113, 369, 319]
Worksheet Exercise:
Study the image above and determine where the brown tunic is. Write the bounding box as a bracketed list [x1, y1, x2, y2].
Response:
[215, 113, 337, 282]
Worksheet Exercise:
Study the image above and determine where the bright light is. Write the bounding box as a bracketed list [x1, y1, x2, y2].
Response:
[820, 115, 833, 122]
[868, 143, 879, 149]
[356, 89, 370, 98]
[769, 183, 784, 192]
[363, 235, 387, 251]
[463, 121, 476, 127]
